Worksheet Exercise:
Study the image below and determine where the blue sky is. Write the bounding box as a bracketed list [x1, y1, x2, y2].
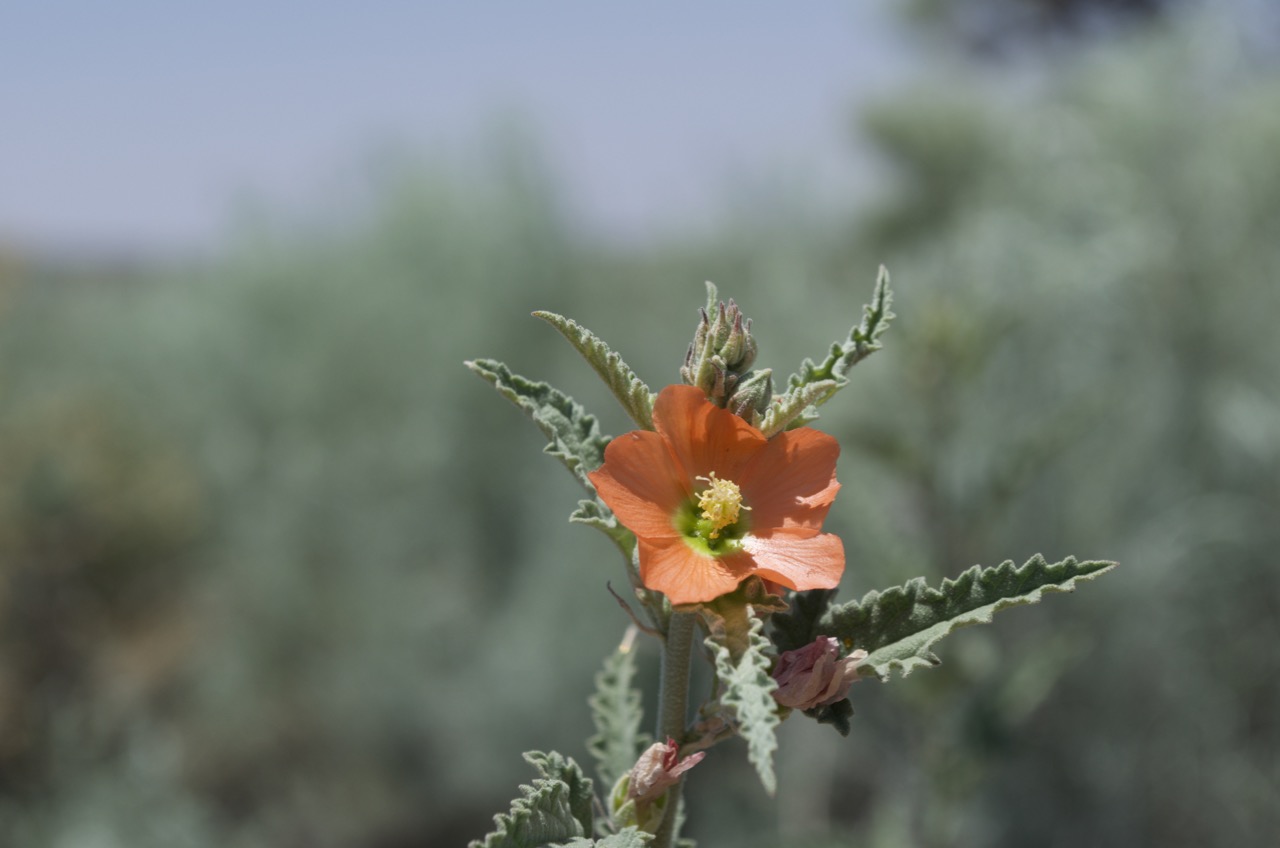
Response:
[1, 2, 907, 252]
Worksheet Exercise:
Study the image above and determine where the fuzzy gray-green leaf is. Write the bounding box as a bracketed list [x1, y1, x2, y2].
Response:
[587, 640, 650, 790]
[597, 830, 655, 847]
[534, 311, 655, 430]
[707, 616, 780, 795]
[525, 751, 595, 837]
[469, 750, 594, 848]
[822, 555, 1116, 682]
[774, 266, 895, 429]
[553, 830, 654, 848]
[466, 358, 610, 490]
[759, 378, 839, 437]
[571, 499, 635, 558]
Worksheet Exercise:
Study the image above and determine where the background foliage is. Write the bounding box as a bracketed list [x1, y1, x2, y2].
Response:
[2, 10, 1278, 847]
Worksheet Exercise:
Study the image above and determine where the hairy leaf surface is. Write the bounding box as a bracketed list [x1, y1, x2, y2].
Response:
[706, 616, 780, 795]
[553, 830, 653, 847]
[526, 751, 595, 837]
[768, 266, 895, 434]
[571, 499, 634, 558]
[465, 359, 610, 492]
[534, 311, 655, 430]
[588, 640, 650, 790]
[469, 751, 595, 848]
[823, 555, 1116, 681]
[759, 379, 839, 437]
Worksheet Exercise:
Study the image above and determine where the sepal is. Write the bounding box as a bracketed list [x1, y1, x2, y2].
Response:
[804, 698, 854, 737]
[609, 779, 665, 836]
[769, 588, 838, 654]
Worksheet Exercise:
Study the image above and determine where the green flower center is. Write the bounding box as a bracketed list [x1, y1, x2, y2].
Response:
[675, 473, 750, 556]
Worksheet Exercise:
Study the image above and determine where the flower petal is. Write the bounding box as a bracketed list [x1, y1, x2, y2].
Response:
[639, 537, 751, 605]
[653, 385, 763, 484]
[741, 426, 840, 536]
[589, 431, 688, 540]
[741, 532, 844, 592]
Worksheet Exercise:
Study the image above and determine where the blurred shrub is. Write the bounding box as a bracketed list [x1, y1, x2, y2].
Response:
[0, 16, 1277, 848]
[0, 136, 615, 847]
[797, 22, 1280, 848]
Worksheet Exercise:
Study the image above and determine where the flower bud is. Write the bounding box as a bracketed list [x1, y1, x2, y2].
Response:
[728, 367, 773, 428]
[772, 637, 866, 711]
[681, 297, 758, 406]
[626, 737, 706, 806]
[609, 737, 707, 834]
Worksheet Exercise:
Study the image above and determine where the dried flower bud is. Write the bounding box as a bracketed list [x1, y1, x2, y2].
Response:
[627, 737, 706, 806]
[772, 637, 866, 711]
[680, 296, 758, 406]
[609, 736, 707, 833]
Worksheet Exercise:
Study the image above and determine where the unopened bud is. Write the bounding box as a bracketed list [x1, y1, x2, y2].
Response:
[772, 637, 866, 711]
[609, 737, 707, 834]
[728, 368, 773, 427]
[680, 294, 758, 406]
[626, 737, 705, 806]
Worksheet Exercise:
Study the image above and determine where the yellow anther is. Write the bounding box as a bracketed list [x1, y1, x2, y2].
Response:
[695, 473, 749, 539]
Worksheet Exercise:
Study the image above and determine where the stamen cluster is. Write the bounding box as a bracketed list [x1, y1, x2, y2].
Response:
[588, 384, 844, 605]
[695, 473, 748, 539]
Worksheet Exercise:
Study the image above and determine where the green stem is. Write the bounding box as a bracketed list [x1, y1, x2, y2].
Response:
[653, 610, 696, 848]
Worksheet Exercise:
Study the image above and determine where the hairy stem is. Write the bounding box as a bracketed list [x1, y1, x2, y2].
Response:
[653, 610, 696, 848]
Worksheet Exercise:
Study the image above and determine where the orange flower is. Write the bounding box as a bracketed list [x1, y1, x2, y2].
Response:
[588, 384, 844, 605]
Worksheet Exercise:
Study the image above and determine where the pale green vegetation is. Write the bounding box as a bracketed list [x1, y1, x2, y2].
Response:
[0, 19, 1277, 848]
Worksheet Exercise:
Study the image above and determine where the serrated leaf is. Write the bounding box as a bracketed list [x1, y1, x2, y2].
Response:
[593, 827, 655, 847]
[534, 311, 655, 430]
[525, 751, 595, 838]
[466, 359, 610, 490]
[551, 829, 653, 848]
[469, 750, 595, 848]
[768, 266, 895, 434]
[706, 616, 780, 795]
[570, 499, 635, 558]
[788, 264, 894, 388]
[822, 555, 1116, 681]
[759, 379, 838, 437]
[587, 640, 650, 790]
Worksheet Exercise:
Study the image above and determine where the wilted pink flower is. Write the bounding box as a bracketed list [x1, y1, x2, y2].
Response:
[772, 637, 866, 710]
[627, 737, 706, 806]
